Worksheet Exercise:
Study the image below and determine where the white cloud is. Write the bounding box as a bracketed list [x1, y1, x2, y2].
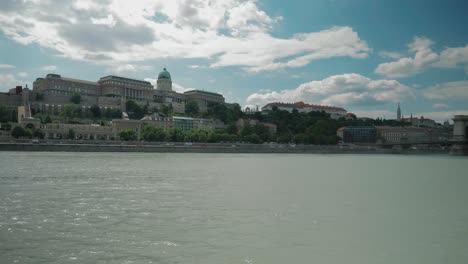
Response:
[0, 1, 370, 72]
[188, 65, 206, 69]
[375, 37, 468, 78]
[375, 37, 439, 78]
[0, 73, 24, 92]
[91, 14, 116, 27]
[379, 51, 402, 59]
[40, 65, 57, 71]
[432, 103, 449, 109]
[0, 64, 15, 69]
[17, 72, 28, 77]
[246, 73, 414, 108]
[423, 81, 468, 100]
[108, 64, 153, 74]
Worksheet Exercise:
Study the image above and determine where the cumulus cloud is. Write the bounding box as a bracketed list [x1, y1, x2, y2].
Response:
[378, 51, 402, 59]
[246, 73, 414, 107]
[0, 73, 25, 92]
[17, 72, 28, 77]
[423, 81, 468, 100]
[0, 64, 15, 69]
[375, 37, 439, 78]
[375, 37, 468, 78]
[108, 64, 153, 74]
[0, 0, 370, 72]
[40, 65, 58, 71]
[432, 103, 449, 109]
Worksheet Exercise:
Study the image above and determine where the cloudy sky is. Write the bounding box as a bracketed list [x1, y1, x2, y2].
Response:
[0, 0, 467, 121]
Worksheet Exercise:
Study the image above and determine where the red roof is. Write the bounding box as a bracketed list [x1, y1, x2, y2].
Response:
[264, 101, 346, 112]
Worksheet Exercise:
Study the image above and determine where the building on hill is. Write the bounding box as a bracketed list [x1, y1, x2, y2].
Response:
[98, 75, 153, 101]
[261, 101, 347, 119]
[34, 74, 100, 97]
[402, 116, 436, 128]
[184, 90, 225, 113]
[17, 69, 226, 117]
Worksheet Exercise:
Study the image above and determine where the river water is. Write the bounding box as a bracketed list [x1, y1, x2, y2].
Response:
[0, 152, 467, 264]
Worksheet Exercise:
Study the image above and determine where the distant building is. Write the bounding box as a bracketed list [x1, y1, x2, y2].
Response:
[98, 75, 153, 101]
[262, 101, 347, 119]
[402, 116, 436, 128]
[184, 90, 225, 113]
[341, 127, 377, 144]
[23, 69, 226, 116]
[34, 74, 100, 97]
[375, 126, 448, 143]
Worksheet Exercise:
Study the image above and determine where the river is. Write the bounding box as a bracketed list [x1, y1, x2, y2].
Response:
[0, 152, 467, 263]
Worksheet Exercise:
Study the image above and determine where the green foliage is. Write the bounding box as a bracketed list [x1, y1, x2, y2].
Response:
[104, 108, 122, 119]
[185, 100, 199, 116]
[205, 102, 243, 123]
[33, 129, 45, 139]
[90, 105, 101, 118]
[119, 129, 137, 141]
[126, 100, 145, 119]
[226, 124, 238, 135]
[243, 133, 261, 144]
[10, 126, 34, 139]
[67, 128, 76, 139]
[62, 104, 81, 119]
[44, 115, 52, 124]
[167, 128, 185, 142]
[70, 93, 81, 104]
[161, 104, 173, 117]
[0, 105, 15, 123]
[141, 125, 168, 142]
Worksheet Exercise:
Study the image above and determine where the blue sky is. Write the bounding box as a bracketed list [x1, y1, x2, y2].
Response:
[0, 0, 467, 121]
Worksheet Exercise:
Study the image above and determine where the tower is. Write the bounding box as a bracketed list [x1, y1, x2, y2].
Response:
[156, 68, 172, 91]
[397, 103, 401, 121]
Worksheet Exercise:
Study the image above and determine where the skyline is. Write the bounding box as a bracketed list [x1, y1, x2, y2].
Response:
[1, 0, 467, 122]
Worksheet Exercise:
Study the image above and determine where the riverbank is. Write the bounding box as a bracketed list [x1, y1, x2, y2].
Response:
[0, 141, 450, 154]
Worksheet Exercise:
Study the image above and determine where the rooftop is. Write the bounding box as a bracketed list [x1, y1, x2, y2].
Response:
[99, 75, 152, 85]
[184, 89, 223, 97]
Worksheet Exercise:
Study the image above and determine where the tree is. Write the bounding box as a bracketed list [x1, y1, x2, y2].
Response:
[70, 93, 81, 104]
[141, 125, 168, 141]
[119, 129, 137, 141]
[185, 100, 199, 117]
[90, 105, 101, 118]
[0, 105, 14, 123]
[11, 126, 27, 138]
[126, 100, 145, 119]
[33, 129, 45, 139]
[67, 128, 76, 139]
[226, 124, 238, 135]
[62, 104, 81, 119]
[161, 104, 173, 117]
[44, 115, 52, 124]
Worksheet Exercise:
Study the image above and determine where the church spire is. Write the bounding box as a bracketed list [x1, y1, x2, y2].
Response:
[397, 102, 401, 121]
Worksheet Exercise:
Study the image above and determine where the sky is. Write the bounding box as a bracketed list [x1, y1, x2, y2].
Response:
[0, 0, 467, 122]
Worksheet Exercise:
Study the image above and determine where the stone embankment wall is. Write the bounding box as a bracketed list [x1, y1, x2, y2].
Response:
[0, 142, 449, 155]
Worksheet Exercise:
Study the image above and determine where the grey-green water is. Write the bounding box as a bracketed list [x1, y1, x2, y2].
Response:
[0, 152, 467, 264]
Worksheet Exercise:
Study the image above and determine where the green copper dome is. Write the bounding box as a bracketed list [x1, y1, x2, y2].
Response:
[158, 68, 171, 79]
